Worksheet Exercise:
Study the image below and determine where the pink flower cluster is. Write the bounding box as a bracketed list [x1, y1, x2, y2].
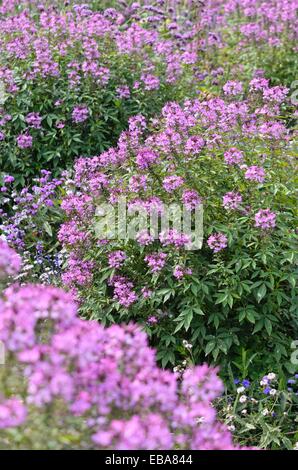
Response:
[207, 233, 228, 253]
[108, 250, 126, 269]
[222, 192, 242, 210]
[244, 166, 266, 183]
[163, 175, 184, 193]
[110, 275, 137, 307]
[16, 133, 33, 149]
[254, 209, 276, 230]
[0, 247, 252, 450]
[224, 148, 244, 165]
[0, 398, 27, 429]
[0, 239, 21, 279]
[145, 252, 167, 273]
[58, 85, 287, 306]
[72, 105, 89, 124]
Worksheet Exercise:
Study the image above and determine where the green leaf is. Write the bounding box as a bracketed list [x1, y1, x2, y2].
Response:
[264, 318, 272, 336]
[43, 221, 53, 237]
[256, 284, 267, 303]
[205, 341, 215, 356]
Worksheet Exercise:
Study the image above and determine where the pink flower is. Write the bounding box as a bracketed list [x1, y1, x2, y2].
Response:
[136, 230, 154, 246]
[207, 233, 228, 253]
[255, 209, 276, 230]
[244, 166, 265, 183]
[222, 192, 242, 210]
[116, 85, 130, 99]
[145, 252, 167, 273]
[0, 399, 27, 429]
[72, 105, 89, 123]
[147, 316, 158, 324]
[0, 240, 21, 279]
[108, 250, 126, 269]
[159, 229, 191, 248]
[182, 190, 201, 210]
[136, 148, 158, 169]
[223, 80, 243, 96]
[224, 148, 244, 165]
[163, 175, 184, 192]
[173, 266, 192, 279]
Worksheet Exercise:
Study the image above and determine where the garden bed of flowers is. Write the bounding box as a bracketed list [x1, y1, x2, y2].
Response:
[0, 0, 297, 451]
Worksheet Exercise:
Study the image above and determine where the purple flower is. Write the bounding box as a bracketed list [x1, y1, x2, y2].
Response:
[223, 80, 243, 96]
[255, 209, 276, 230]
[141, 73, 160, 91]
[145, 252, 167, 273]
[25, 112, 42, 129]
[182, 190, 201, 210]
[108, 250, 126, 269]
[3, 175, 14, 184]
[245, 166, 265, 183]
[163, 175, 184, 193]
[136, 230, 154, 246]
[224, 148, 244, 165]
[223, 192, 242, 210]
[72, 105, 89, 123]
[116, 85, 130, 99]
[207, 233, 228, 253]
[0, 240, 22, 279]
[111, 275, 137, 307]
[17, 133, 33, 149]
[242, 380, 250, 388]
[0, 399, 27, 429]
[159, 229, 191, 248]
[173, 266, 192, 279]
[136, 148, 158, 169]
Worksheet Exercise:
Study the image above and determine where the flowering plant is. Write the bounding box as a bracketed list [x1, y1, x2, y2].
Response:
[216, 372, 298, 449]
[0, 169, 65, 284]
[59, 84, 297, 374]
[0, 1, 200, 184]
[0, 241, 251, 450]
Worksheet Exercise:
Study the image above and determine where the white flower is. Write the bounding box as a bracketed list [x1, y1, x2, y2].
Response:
[267, 372, 276, 380]
[260, 376, 269, 386]
[228, 425, 235, 432]
[262, 408, 269, 416]
[237, 386, 245, 394]
[241, 409, 247, 415]
[269, 388, 277, 396]
[196, 417, 205, 424]
[293, 442, 298, 450]
[239, 395, 247, 403]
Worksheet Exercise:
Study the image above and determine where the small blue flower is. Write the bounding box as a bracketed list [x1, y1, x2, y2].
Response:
[263, 387, 271, 395]
[287, 379, 296, 385]
[288, 387, 293, 392]
[242, 379, 250, 388]
[234, 378, 240, 384]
